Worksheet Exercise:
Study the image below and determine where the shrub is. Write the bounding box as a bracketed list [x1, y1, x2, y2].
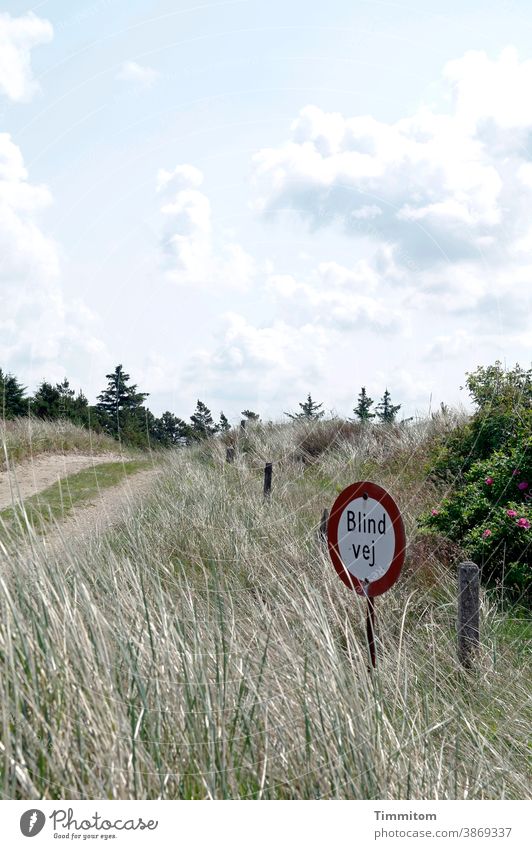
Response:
[429, 361, 531, 483]
[293, 418, 360, 462]
[422, 362, 531, 601]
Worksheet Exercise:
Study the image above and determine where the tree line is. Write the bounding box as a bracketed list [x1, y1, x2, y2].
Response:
[0, 365, 404, 448]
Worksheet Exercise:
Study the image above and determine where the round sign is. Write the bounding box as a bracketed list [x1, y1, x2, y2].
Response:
[327, 481, 406, 597]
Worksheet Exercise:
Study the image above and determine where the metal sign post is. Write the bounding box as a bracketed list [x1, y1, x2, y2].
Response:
[365, 595, 376, 669]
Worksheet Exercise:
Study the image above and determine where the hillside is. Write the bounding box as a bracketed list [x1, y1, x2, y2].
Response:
[0, 417, 121, 468]
[0, 416, 529, 800]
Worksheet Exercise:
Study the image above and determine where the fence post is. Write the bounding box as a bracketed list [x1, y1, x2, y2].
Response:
[263, 462, 273, 498]
[226, 447, 235, 463]
[458, 561, 480, 668]
[319, 508, 329, 543]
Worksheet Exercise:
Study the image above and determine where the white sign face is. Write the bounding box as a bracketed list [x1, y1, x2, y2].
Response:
[337, 496, 396, 583]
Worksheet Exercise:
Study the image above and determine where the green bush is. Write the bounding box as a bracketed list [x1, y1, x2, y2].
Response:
[422, 363, 531, 601]
[429, 361, 531, 482]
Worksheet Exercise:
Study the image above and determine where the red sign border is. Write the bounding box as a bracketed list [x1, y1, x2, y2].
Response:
[327, 481, 406, 597]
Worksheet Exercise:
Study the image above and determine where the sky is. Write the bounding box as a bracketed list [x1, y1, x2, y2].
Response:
[1, 0, 532, 422]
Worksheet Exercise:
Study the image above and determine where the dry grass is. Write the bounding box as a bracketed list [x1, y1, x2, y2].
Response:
[0, 417, 119, 468]
[0, 417, 529, 799]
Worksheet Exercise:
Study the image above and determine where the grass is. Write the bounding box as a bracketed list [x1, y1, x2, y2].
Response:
[0, 459, 153, 541]
[1, 417, 120, 467]
[0, 417, 529, 800]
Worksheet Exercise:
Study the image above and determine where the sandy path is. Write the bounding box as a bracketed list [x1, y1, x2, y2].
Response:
[43, 466, 161, 547]
[0, 452, 127, 510]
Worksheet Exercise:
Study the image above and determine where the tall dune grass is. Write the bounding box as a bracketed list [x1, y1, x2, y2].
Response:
[0, 418, 529, 799]
[1, 417, 124, 467]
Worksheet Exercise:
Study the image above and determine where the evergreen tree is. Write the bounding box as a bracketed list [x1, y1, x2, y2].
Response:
[286, 393, 325, 420]
[353, 387, 375, 422]
[152, 411, 190, 446]
[190, 400, 218, 439]
[31, 381, 62, 419]
[96, 365, 148, 441]
[57, 378, 75, 402]
[241, 409, 260, 422]
[71, 390, 90, 426]
[56, 378, 75, 416]
[0, 369, 27, 418]
[375, 389, 401, 424]
[218, 411, 231, 433]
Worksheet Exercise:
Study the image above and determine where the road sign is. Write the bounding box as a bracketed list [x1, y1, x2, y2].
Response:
[327, 481, 406, 597]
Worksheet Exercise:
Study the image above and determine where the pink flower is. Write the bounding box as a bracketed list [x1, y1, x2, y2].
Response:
[517, 481, 529, 491]
[485, 477, 494, 486]
[516, 518, 531, 529]
[431, 509, 440, 516]
[506, 509, 518, 518]
[512, 469, 521, 476]
[482, 529, 492, 538]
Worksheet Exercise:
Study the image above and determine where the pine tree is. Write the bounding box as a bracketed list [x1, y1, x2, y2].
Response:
[56, 378, 75, 402]
[0, 369, 27, 418]
[96, 365, 148, 440]
[353, 387, 375, 422]
[375, 389, 401, 424]
[218, 412, 231, 432]
[241, 409, 260, 422]
[286, 393, 325, 420]
[152, 411, 191, 446]
[31, 381, 62, 419]
[71, 390, 90, 426]
[190, 400, 218, 439]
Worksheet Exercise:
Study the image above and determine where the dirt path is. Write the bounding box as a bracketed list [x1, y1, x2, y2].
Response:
[43, 465, 161, 547]
[0, 452, 127, 510]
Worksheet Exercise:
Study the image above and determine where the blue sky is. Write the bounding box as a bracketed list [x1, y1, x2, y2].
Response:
[1, 0, 531, 420]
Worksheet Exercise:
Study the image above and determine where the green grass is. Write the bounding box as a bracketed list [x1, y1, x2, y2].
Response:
[0, 417, 529, 800]
[1, 416, 119, 466]
[0, 459, 153, 540]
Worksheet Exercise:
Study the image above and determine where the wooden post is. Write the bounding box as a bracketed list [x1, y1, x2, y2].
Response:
[366, 596, 376, 669]
[263, 462, 273, 498]
[319, 508, 329, 543]
[458, 561, 480, 668]
[226, 447, 235, 463]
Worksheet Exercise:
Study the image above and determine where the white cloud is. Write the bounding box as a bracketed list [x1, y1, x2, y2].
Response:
[266, 260, 400, 333]
[252, 103, 505, 264]
[184, 312, 329, 412]
[0, 134, 107, 384]
[444, 46, 532, 131]
[160, 48, 532, 418]
[116, 60, 159, 88]
[157, 163, 256, 290]
[0, 12, 53, 102]
[180, 252, 408, 414]
[254, 51, 532, 275]
[249, 47, 532, 362]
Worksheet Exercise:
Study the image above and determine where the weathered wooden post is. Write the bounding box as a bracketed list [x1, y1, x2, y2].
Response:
[319, 508, 329, 543]
[263, 462, 273, 498]
[226, 447, 235, 463]
[458, 561, 480, 668]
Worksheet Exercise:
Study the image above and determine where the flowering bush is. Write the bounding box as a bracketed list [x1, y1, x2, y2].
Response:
[422, 363, 531, 601]
[423, 446, 531, 599]
[429, 362, 531, 482]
